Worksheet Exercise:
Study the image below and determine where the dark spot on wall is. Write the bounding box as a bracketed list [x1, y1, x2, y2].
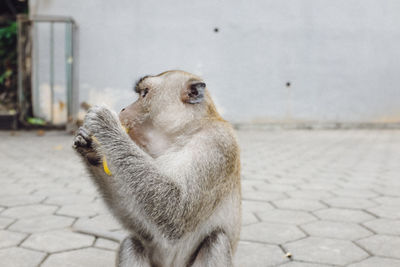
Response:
[286, 82, 291, 87]
[214, 27, 219, 33]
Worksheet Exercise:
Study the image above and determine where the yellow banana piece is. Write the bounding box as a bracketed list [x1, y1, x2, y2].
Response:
[91, 126, 128, 176]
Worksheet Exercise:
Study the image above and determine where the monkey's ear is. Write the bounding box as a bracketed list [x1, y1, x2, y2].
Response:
[182, 82, 206, 104]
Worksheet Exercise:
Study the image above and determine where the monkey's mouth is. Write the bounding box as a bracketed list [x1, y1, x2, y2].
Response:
[122, 125, 130, 133]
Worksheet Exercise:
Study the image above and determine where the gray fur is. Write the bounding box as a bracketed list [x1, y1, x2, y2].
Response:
[73, 70, 241, 267]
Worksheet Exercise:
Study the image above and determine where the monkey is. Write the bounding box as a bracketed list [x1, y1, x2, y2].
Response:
[73, 70, 241, 267]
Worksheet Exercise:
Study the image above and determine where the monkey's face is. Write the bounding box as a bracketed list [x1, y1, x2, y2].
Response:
[119, 70, 215, 152]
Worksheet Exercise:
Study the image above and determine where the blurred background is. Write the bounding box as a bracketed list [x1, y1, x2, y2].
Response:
[1, 0, 400, 129]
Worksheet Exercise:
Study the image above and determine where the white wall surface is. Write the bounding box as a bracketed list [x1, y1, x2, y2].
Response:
[30, 0, 400, 123]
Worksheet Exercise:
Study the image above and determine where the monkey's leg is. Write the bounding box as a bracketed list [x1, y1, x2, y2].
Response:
[117, 236, 151, 267]
[190, 230, 233, 267]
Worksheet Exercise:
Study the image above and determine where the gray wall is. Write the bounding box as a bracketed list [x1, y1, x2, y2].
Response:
[30, 0, 400, 124]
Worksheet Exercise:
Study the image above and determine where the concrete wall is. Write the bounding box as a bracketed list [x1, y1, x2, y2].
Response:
[30, 0, 400, 124]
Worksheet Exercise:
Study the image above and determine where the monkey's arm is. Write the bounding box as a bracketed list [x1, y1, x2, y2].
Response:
[83, 106, 237, 239]
[83, 106, 186, 238]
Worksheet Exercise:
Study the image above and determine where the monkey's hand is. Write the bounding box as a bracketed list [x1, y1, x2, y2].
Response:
[73, 126, 102, 166]
[83, 105, 123, 138]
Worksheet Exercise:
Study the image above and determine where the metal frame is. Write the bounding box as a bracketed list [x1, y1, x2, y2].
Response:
[17, 15, 78, 127]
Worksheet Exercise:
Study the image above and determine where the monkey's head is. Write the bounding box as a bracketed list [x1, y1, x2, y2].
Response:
[119, 70, 221, 146]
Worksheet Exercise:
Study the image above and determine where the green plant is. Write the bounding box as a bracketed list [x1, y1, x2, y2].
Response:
[0, 21, 17, 111]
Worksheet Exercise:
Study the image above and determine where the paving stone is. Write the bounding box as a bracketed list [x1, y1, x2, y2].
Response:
[279, 262, 332, 267]
[287, 190, 335, 200]
[372, 196, 400, 206]
[33, 186, 79, 197]
[0, 247, 46, 267]
[332, 188, 379, 198]
[373, 186, 400, 197]
[22, 230, 95, 253]
[9, 215, 74, 233]
[313, 208, 376, 223]
[298, 183, 339, 191]
[357, 235, 400, 259]
[1, 204, 58, 219]
[257, 209, 317, 225]
[56, 202, 106, 217]
[367, 205, 400, 219]
[3, 129, 400, 265]
[242, 200, 274, 213]
[301, 221, 373, 240]
[348, 257, 400, 267]
[0, 216, 15, 229]
[363, 218, 400, 235]
[74, 214, 121, 232]
[0, 185, 34, 197]
[95, 238, 120, 250]
[0, 195, 46, 207]
[0, 230, 27, 248]
[284, 237, 368, 266]
[234, 241, 289, 267]
[253, 183, 298, 192]
[45, 194, 95, 205]
[242, 211, 259, 226]
[273, 198, 327, 211]
[241, 222, 305, 244]
[41, 247, 116, 267]
[242, 190, 287, 202]
[323, 197, 377, 209]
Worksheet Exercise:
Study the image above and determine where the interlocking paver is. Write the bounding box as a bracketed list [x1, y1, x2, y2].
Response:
[279, 262, 332, 267]
[241, 222, 305, 244]
[0, 216, 15, 229]
[273, 198, 327, 211]
[372, 196, 400, 206]
[234, 241, 289, 267]
[284, 237, 369, 265]
[45, 195, 95, 205]
[22, 230, 95, 253]
[74, 214, 121, 232]
[348, 257, 400, 267]
[0, 247, 46, 267]
[1, 204, 58, 219]
[242, 190, 286, 202]
[301, 221, 373, 240]
[9, 215, 74, 233]
[257, 209, 317, 225]
[332, 188, 379, 198]
[56, 202, 106, 217]
[357, 235, 400, 259]
[367, 205, 400, 219]
[241, 211, 259, 226]
[1, 129, 400, 266]
[41, 247, 116, 267]
[241, 200, 274, 213]
[287, 190, 335, 200]
[95, 238, 119, 250]
[0, 195, 46, 207]
[313, 208, 376, 223]
[363, 218, 400, 235]
[0, 230, 27, 248]
[323, 197, 377, 209]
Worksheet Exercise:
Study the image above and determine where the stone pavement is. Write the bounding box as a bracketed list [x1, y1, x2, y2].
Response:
[0, 129, 400, 267]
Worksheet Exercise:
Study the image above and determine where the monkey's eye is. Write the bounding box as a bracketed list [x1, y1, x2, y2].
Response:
[141, 88, 149, 98]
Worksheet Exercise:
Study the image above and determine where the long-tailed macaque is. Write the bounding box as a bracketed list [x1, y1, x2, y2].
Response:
[73, 70, 241, 267]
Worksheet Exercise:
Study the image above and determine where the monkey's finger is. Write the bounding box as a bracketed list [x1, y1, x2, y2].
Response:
[78, 127, 91, 141]
[73, 135, 88, 148]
